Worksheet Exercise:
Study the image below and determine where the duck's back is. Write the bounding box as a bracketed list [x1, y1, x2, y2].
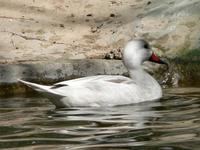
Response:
[51, 75, 157, 107]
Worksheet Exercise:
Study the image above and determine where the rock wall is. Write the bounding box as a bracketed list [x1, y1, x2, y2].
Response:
[0, 0, 199, 93]
[0, 0, 199, 64]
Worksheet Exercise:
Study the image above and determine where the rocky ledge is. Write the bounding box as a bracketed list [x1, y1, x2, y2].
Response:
[0, 59, 199, 96]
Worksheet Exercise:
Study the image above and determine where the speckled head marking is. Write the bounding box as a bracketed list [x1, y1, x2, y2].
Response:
[137, 39, 151, 49]
[122, 39, 167, 69]
[122, 39, 152, 69]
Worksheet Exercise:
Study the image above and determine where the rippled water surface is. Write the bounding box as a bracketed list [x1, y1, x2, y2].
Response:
[0, 88, 200, 150]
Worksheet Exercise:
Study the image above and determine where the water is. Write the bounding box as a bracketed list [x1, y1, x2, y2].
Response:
[0, 88, 199, 150]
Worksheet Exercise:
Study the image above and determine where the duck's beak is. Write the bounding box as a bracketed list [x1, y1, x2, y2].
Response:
[149, 52, 168, 67]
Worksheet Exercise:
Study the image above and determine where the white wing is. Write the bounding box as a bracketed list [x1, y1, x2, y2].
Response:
[53, 75, 134, 86]
[49, 75, 139, 107]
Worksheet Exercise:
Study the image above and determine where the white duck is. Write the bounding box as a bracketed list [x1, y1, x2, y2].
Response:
[19, 40, 167, 108]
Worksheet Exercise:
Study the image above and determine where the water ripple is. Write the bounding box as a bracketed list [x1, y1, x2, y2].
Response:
[0, 88, 199, 150]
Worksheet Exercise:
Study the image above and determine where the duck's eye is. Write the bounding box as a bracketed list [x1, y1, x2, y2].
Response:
[144, 43, 150, 49]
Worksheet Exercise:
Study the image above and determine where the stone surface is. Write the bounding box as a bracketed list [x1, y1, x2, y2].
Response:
[0, 59, 127, 84]
[0, 0, 199, 64]
[0, 59, 127, 95]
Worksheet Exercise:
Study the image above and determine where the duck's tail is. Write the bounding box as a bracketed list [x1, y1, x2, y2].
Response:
[18, 79, 51, 93]
[18, 79, 65, 107]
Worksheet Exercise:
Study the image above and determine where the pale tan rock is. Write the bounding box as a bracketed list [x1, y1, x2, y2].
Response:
[0, 0, 199, 64]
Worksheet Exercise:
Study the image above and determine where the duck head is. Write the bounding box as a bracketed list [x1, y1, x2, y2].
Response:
[123, 39, 168, 69]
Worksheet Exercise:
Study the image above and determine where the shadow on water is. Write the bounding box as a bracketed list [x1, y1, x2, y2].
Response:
[0, 88, 199, 150]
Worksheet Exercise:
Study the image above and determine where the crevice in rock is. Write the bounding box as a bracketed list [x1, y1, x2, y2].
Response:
[1, 30, 66, 45]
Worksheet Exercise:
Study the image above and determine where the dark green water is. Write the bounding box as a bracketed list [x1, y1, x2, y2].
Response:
[0, 88, 199, 150]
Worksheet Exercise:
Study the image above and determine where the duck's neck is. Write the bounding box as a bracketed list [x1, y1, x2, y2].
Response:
[129, 68, 158, 87]
[128, 67, 162, 100]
